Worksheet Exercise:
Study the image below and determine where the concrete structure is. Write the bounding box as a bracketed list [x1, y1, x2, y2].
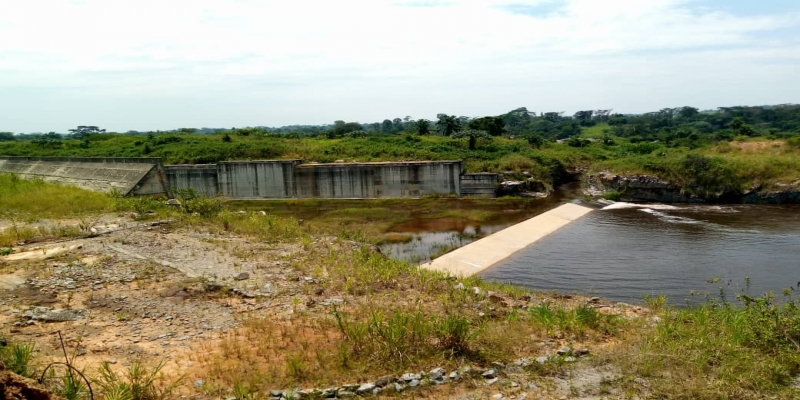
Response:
[421, 203, 593, 277]
[0, 157, 168, 196]
[295, 161, 462, 199]
[218, 160, 300, 199]
[461, 173, 499, 197]
[164, 164, 219, 197]
[1, 157, 497, 199]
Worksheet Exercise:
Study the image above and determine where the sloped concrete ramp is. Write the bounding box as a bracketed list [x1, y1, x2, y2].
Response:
[0, 157, 167, 196]
[421, 203, 593, 277]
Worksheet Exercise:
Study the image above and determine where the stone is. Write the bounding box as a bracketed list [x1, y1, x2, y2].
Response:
[408, 379, 420, 387]
[564, 356, 577, 362]
[511, 381, 519, 387]
[429, 367, 445, 379]
[556, 347, 572, 356]
[588, 297, 601, 304]
[23, 307, 88, 322]
[492, 394, 505, 399]
[401, 373, 421, 382]
[454, 282, 466, 290]
[374, 375, 395, 387]
[233, 272, 250, 281]
[193, 380, 205, 387]
[449, 371, 459, 380]
[575, 348, 590, 356]
[482, 369, 497, 379]
[165, 199, 181, 206]
[393, 382, 405, 393]
[535, 356, 549, 364]
[485, 378, 499, 385]
[337, 390, 355, 398]
[356, 383, 375, 394]
[269, 390, 283, 397]
[320, 388, 337, 398]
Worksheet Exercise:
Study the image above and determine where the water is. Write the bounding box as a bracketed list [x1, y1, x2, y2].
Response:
[379, 183, 585, 263]
[482, 203, 800, 304]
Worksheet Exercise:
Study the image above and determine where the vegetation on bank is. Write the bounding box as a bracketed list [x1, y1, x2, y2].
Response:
[2, 178, 800, 398]
[2, 104, 800, 201]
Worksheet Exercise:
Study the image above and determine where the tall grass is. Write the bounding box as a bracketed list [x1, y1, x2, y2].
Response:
[0, 173, 114, 219]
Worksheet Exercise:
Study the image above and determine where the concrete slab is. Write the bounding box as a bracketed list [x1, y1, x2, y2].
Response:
[420, 203, 593, 277]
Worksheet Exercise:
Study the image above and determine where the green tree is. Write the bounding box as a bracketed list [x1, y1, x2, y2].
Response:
[381, 119, 394, 132]
[451, 129, 490, 150]
[468, 116, 505, 136]
[415, 119, 431, 135]
[0, 132, 15, 141]
[436, 114, 462, 136]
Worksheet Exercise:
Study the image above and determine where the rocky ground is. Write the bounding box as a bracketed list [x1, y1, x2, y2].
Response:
[0, 214, 644, 400]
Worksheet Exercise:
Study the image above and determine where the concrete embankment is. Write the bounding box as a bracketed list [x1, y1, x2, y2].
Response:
[421, 203, 593, 277]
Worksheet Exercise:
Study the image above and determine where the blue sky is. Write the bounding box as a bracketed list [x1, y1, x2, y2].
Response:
[0, 0, 798, 133]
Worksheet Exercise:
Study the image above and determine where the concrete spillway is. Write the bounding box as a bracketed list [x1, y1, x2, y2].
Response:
[420, 203, 594, 277]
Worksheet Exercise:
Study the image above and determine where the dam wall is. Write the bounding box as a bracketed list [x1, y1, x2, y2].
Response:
[0, 156, 168, 196]
[461, 173, 499, 197]
[421, 203, 593, 277]
[164, 164, 220, 197]
[0, 157, 498, 199]
[295, 161, 462, 199]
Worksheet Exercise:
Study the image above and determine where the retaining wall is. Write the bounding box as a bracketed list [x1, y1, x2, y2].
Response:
[164, 165, 220, 197]
[0, 156, 168, 196]
[218, 161, 300, 199]
[461, 173, 499, 197]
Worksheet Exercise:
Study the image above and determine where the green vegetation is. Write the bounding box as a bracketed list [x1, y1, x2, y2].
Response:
[3, 104, 799, 200]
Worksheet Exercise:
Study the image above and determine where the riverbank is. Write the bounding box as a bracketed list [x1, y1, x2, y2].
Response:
[2, 177, 800, 399]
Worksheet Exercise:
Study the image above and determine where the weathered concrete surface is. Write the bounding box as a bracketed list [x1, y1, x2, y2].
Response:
[0, 157, 168, 196]
[218, 160, 300, 199]
[421, 203, 593, 277]
[295, 161, 462, 199]
[165, 164, 220, 197]
[461, 173, 499, 197]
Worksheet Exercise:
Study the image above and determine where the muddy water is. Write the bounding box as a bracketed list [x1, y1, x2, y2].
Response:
[482, 203, 800, 304]
[379, 183, 585, 263]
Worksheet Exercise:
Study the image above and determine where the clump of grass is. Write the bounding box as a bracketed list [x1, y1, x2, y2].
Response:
[0, 340, 36, 378]
[618, 290, 800, 399]
[94, 360, 183, 400]
[0, 173, 114, 219]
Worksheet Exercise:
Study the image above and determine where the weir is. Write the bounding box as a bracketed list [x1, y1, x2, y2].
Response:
[420, 203, 594, 277]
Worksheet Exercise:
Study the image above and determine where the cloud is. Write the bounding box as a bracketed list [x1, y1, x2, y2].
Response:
[0, 0, 798, 131]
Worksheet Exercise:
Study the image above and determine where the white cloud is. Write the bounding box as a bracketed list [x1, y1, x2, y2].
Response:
[0, 0, 798, 131]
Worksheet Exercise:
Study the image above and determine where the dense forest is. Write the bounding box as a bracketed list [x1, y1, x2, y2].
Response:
[1, 104, 799, 200]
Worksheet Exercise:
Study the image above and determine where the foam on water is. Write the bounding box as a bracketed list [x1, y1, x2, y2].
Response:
[602, 202, 680, 211]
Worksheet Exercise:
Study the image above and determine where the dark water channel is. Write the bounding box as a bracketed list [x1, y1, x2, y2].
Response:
[482, 203, 800, 304]
[380, 185, 800, 305]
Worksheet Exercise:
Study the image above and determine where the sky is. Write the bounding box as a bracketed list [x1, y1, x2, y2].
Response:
[1, 0, 799, 133]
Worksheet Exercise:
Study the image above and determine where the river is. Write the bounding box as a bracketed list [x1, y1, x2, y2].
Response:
[380, 185, 800, 304]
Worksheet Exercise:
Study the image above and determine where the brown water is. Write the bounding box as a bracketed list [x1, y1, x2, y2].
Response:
[379, 183, 586, 263]
[482, 202, 800, 304]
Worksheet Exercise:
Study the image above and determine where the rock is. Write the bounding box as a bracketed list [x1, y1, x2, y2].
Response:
[356, 383, 375, 394]
[449, 371, 459, 380]
[23, 307, 88, 322]
[233, 272, 250, 281]
[535, 356, 549, 364]
[556, 347, 572, 356]
[401, 373, 421, 382]
[393, 382, 405, 393]
[575, 348, 590, 356]
[588, 297, 601, 304]
[511, 381, 519, 387]
[564, 356, 577, 362]
[319, 388, 337, 398]
[485, 377, 499, 385]
[303, 276, 316, 284]
[429, 367, 445, 379]
[454, 282, 466, 290]
[408, 379, 420, 387]
[492, 394, 505, 399]
[337, 390, 354, 398]
[193, 380, 205, 387]
[482, 369, 497, 379]
[514, 357, 532, 367]
[374, 375, 395, 387]
[165, 199, 181, 206]
[269, 390, 283, 397]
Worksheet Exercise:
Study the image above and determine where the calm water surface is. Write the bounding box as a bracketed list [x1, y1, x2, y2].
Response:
[482, 203, 800, 304]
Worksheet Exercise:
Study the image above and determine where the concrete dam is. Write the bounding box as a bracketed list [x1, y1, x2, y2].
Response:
[0, 157, 500, 199]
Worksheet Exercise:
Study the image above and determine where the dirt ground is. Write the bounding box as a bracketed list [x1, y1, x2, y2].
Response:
[0, 214, 642, 399]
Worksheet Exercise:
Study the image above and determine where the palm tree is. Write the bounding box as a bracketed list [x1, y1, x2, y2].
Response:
[436, 114, 462, 136]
